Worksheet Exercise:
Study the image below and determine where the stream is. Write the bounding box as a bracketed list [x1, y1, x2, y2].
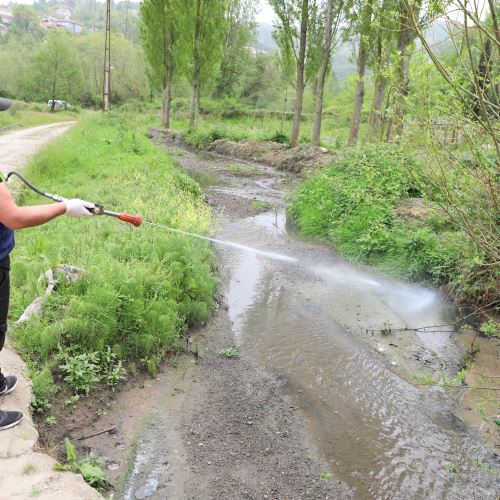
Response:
[124, 144, 499, 499]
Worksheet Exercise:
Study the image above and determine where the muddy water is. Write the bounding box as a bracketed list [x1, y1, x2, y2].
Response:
[170, 149, 499, 499]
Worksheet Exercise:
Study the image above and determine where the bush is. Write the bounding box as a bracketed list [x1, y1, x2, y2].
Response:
[289, 144, 484, 301]
[185, 127, 228, 149]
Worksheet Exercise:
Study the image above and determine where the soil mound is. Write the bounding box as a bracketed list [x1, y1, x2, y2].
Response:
[148, 129, 337, 174]
[209, 138, 337, 173]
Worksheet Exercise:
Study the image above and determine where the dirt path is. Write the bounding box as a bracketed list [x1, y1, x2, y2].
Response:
[0, 122, 76, 175]
[0, 121, 102, 499]
[76, 141, 499, 499]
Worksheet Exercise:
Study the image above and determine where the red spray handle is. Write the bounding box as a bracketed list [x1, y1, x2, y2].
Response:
[118, 213, 143, 227]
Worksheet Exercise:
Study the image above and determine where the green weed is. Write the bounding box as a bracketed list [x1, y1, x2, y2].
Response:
[55, 439, 108, 491]
[289, 144, 488, 303]
[23, 463, 37, 475]
[227, 163, 260, 176]
[319, 471, 332, 481]
[251, 200, 275, 210]
[219, 347, 240, 359]
[479, 321, 499, 339]
[45, 416, 57, 427]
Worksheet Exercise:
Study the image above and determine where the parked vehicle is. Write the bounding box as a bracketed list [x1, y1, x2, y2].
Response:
[47, 100, 71, 110]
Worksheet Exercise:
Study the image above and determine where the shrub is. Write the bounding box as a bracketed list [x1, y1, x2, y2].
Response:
[290, 144, 483, 300]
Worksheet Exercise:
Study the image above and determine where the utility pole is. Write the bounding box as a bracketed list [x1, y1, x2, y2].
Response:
[102, 0, 111, 112]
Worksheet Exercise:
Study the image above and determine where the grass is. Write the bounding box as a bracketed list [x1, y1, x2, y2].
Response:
[227, 163, 260, 176]
[0, 100, 79, 131]
[10, 111, 216, 411]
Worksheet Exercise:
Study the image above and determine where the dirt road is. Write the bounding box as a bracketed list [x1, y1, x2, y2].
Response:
[77, 138, 499, 499]
[0, 122, 76, 175]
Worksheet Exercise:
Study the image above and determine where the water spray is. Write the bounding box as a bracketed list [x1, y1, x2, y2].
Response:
[7, 171, 297, 264]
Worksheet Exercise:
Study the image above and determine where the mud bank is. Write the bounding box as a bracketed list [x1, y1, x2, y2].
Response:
[149, 128, 337, 174]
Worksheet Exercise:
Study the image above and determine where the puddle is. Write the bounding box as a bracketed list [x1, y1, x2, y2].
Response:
[183, 168, 227, 189]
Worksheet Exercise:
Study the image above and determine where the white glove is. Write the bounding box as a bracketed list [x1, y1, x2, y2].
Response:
[64, 199, 95, 217]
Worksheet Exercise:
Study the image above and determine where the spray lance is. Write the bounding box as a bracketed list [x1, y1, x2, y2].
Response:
[6, 171, 143, 227]
[6, 171, 298, 263]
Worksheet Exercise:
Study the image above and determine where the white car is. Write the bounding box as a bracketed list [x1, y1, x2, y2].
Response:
[47, 100, 71, 110]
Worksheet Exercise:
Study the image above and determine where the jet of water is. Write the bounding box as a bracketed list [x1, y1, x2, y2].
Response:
[142, 221, 298, 264]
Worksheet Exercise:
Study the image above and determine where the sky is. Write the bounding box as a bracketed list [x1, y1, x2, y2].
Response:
[256, 0, 275, 24]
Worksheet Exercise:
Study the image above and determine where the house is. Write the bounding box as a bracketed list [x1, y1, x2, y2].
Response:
[55, 18, 82, 33]
[0, 6, 13, 29]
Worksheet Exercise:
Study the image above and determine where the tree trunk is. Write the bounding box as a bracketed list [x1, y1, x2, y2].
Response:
[347, 40, 367, 146]
[386, 1, 421, 142]
[189, 0, 202, 129]
[189, 80, 200, 129]
[368, 74, 387, 140]
[311, 0, 334, 147]
[290, 0, 309, 149]
[161, 66, 173, 129]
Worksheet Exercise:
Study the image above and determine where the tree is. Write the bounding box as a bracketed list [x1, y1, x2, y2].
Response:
[214, 0, 256, 98]
[26, 31, 82, 109]
[140, 0, 186, 128]
[74, 32, 147, 108]
[311, 0, 344, 146]
[270, 0, 323, 148]
[407, 0, 499, 305]
[188, 0, 227, 128]
[347, 0, 375, 146]
[385, 0, 424, 142]
[10, 5, 44, 40]
[367, 0, 397, 141]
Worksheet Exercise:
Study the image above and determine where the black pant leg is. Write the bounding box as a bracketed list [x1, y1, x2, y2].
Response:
[0, 257, 11, 388]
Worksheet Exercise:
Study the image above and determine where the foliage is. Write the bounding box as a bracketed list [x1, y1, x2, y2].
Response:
[219, 347, 241, 358]
[140, 0, 188, 126]
[11, 113, 216, 407]
[289, 144, 492, 302]
[479, 321, 500, 339]
[187, 0, 228, 126]
[22, 31, 83, 107]
[214, 0, 257, 98]
[54, 439, 107, 490]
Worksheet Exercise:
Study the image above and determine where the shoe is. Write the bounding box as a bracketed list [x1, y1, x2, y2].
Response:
[0, 410, 23, 430]
[0, 375, 17, 396]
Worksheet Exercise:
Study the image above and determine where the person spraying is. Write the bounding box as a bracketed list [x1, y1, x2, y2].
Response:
[0, 97, 96, 431]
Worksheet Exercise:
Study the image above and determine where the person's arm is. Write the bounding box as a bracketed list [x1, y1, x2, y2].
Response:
[0, 183, 93, 230]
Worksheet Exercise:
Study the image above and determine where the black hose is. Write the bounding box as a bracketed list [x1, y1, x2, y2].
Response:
[6, 171, 63, 202]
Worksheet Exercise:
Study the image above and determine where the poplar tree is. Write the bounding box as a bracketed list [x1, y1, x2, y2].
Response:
[385, 0, 424, 142]
[270, 0, 323, 148]
[347, 0, 375, 146]
[214, 0, 257, 98]
[188, 0, 227, 127]
[140, 0, 186, 128]
[311, 0, 344, 146]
